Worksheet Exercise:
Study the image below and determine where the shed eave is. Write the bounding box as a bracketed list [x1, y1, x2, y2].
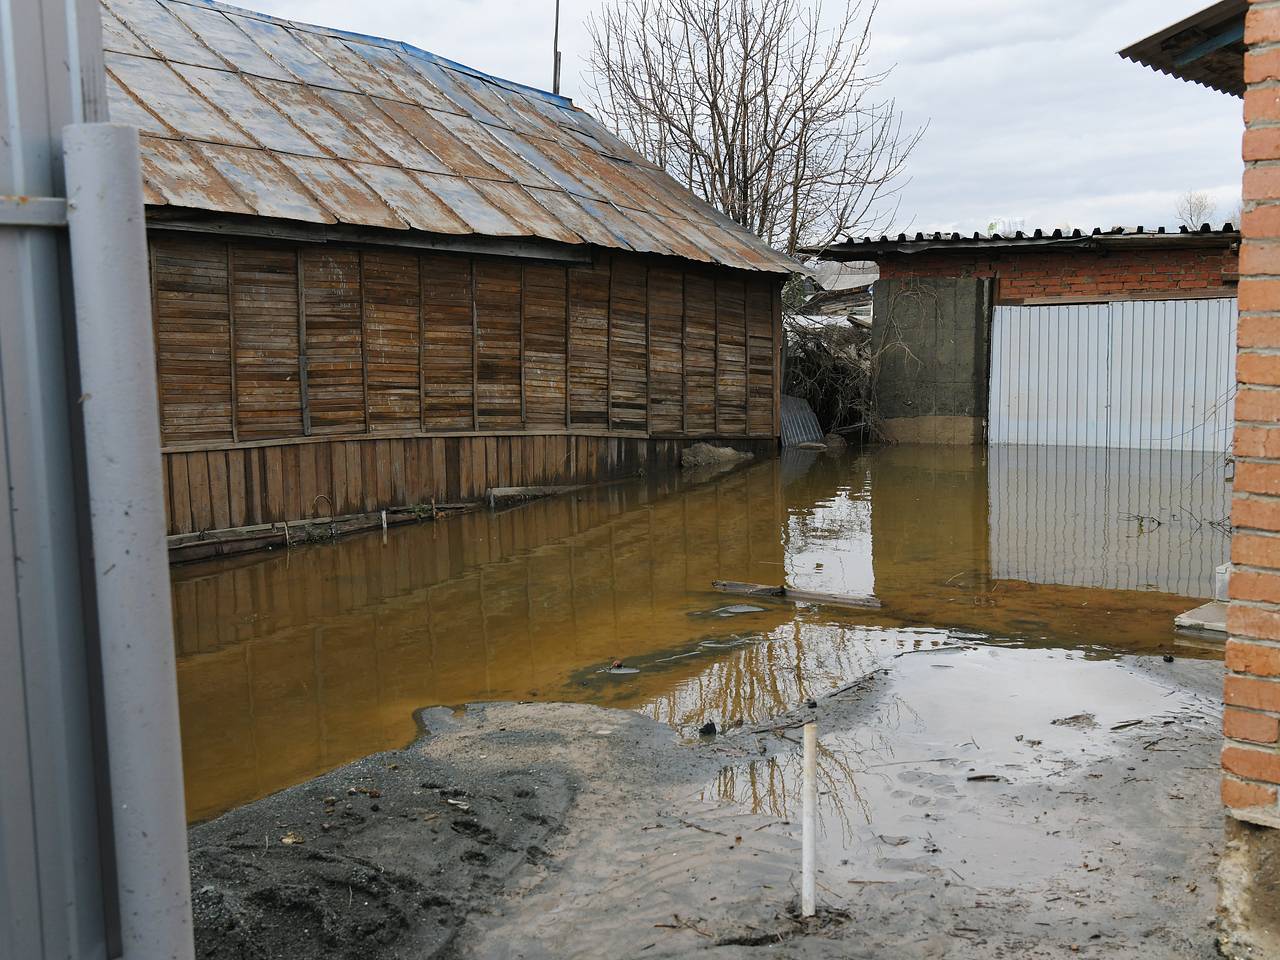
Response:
[143, 206, 802, 273]
[1118, 0, 1246, 97]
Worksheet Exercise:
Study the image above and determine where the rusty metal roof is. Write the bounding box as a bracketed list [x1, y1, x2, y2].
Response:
[1120, 0, 1246, 98]
[103, 0, 796, 273]
[806, 224, 1241, 261]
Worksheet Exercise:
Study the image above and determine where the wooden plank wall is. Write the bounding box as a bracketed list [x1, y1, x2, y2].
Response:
[150, 233, 783, 535]
[568, 258, 610, 426]
[302, 249, 365, 435]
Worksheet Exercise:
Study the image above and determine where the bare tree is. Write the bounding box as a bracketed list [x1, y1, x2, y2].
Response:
[585, 0, 921, 259]
[1176, 189, 1216, 230]
[986, 217, 1026, 235]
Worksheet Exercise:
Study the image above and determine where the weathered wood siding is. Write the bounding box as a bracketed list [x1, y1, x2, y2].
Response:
[150, 233, 782, 536]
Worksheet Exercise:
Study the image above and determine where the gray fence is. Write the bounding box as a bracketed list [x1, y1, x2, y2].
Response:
[989, 298, 1237, 453]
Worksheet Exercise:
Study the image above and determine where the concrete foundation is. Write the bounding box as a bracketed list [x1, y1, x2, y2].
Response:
[1219, 816, 1280, 959]
[881, 415, 984, 445]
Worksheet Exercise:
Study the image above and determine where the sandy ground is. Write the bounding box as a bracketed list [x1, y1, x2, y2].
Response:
[189, 649, 1225, 959]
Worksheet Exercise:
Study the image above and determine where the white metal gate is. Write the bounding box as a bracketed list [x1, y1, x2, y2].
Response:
[988, 298, 1237, 452]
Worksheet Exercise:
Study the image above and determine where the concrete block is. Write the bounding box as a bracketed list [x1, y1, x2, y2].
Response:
[1174, 600, 1227, 638]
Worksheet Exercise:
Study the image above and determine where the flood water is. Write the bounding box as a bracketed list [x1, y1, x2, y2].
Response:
[172, 444, 1230, 822]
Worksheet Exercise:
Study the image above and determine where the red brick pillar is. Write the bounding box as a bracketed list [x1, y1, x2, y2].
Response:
[1220, 5, 1280, 956]
[1231, 0, 1280, 819]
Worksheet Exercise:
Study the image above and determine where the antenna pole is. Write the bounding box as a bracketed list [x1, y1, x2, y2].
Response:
[553, 0, 562, 94]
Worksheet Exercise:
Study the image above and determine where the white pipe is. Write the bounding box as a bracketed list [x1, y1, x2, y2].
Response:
[64, 122, 194, 960]
[802, 720, 817, 917]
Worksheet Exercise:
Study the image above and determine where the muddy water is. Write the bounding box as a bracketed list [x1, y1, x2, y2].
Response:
[707, 645, 1222, 891]
[171, 444, 1230, 822]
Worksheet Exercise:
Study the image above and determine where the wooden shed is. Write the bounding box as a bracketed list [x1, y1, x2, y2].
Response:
[101, 0, 794, 538]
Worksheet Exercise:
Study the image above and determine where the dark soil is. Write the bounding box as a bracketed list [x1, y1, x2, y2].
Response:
[188, 708, 575, 960]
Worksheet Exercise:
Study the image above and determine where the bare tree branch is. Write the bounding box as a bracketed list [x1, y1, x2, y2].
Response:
[585, 0, 923, 259]
[1175, 189, 1216, 230]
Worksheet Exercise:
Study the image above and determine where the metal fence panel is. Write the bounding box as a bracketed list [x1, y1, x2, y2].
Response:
[989, 297, 1237, 452]
[2, 1, 193, 957]
[1, 1, 115, 956]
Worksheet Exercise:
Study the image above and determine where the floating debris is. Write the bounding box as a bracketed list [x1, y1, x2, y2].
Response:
[689, 603, 768, 619]
[698, 636, 748, 649]
[717, 604, 766, 616]
[654, 651, 703, 663]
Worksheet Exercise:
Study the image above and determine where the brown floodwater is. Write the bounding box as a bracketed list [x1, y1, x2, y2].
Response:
[171, 443, 1230, 822]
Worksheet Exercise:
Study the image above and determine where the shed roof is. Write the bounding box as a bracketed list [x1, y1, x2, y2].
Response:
[102, 0, 795, 273]
[805, 224, 1241, 261]
[1119, 0, 1246, 97]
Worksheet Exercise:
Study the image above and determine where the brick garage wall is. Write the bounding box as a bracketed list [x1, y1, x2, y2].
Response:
[877, 246, 1236, 304]
[1227, 0, 1280, 820]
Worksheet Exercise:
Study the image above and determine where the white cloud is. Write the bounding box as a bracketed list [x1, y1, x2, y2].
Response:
[867, 0, 1243, 234]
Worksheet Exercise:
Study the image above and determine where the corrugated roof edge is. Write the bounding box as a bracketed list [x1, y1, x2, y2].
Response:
[802, 223, 1241, 259]
[1117, 0, 1246, 63]
[1116, 0, 1246, 98]
[175, 0, 574, 107]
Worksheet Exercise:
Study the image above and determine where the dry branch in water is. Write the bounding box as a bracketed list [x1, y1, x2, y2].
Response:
[585, 0, 921, 258]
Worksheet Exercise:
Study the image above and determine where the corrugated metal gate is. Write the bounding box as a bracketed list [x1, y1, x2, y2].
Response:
[988, 298, 1237, 452]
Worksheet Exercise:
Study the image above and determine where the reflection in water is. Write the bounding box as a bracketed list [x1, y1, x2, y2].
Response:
[988, 444, 1230, 597]
[172, 445, 1228, 821]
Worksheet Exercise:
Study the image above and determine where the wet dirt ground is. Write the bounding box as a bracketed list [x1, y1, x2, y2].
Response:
[190, 652, 1223, 958]
[176, 444, 1232, 957]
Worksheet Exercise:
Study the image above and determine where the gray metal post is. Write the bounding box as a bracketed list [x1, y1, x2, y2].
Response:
[64, 123, 194, 960]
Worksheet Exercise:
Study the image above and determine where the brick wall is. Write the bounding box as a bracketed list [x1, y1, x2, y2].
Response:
[1226, 0, 1280, 821]
[877, 245, 1236, 304]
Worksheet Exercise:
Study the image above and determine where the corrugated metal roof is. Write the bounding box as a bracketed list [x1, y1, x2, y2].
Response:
[808, 224, 1241, 261]
[1119, 0, 1246, 98]
[103, 0, 796, 274]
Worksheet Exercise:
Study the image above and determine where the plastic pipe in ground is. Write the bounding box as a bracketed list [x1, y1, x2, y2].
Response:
[802, 721, 817, 917]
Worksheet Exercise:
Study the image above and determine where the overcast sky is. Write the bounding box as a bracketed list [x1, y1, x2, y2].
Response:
[246, 0, 1244, 236]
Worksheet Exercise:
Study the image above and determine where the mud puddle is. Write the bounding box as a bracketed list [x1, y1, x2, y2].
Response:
[708, 645, 1221, 890]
